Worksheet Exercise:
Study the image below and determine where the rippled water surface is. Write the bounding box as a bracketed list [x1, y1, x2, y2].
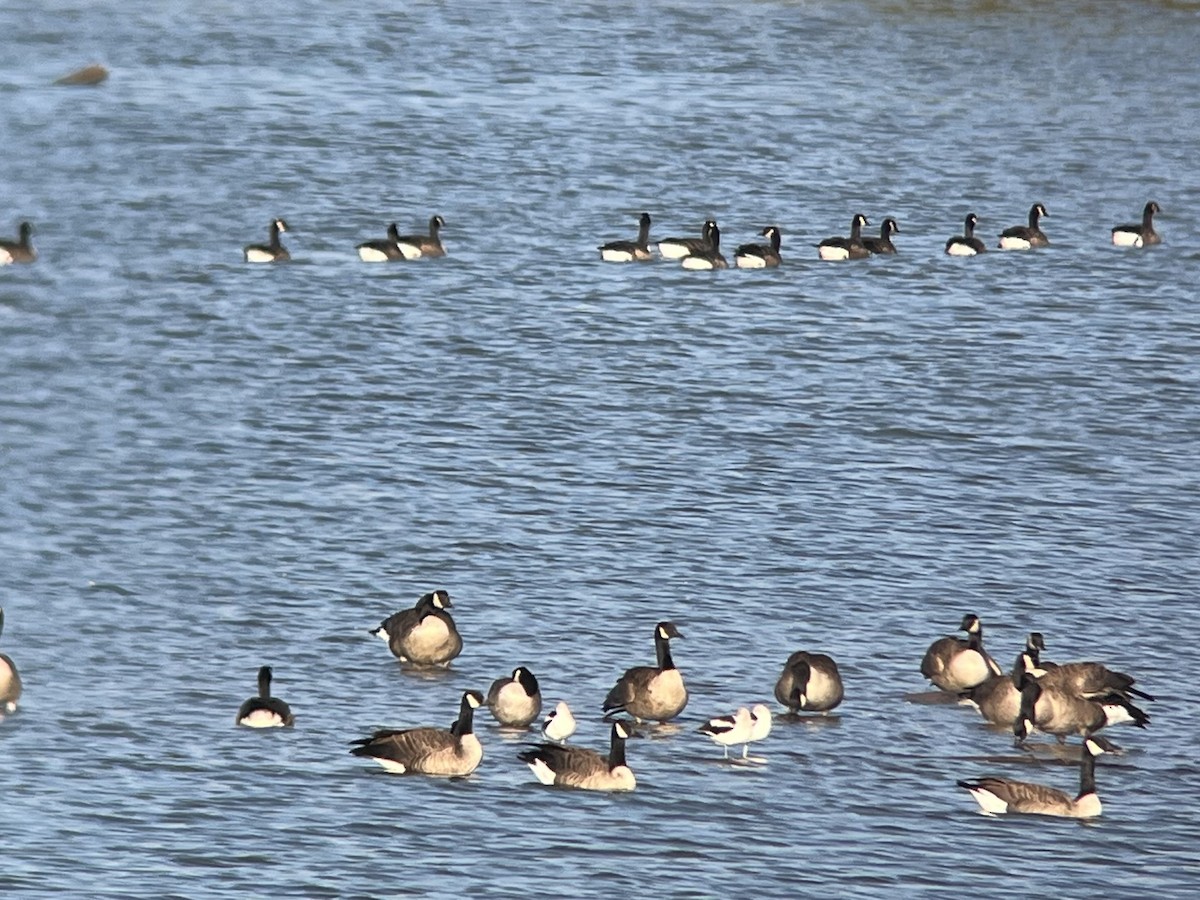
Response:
[3, 1, 1199, 897]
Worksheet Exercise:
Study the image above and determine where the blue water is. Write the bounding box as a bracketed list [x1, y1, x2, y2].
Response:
[2, 1, 1199, 897]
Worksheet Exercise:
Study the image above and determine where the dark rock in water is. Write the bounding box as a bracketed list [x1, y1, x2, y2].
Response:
[55, 64, 109, 86]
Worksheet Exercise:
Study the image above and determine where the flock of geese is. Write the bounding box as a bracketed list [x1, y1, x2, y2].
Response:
[0, 201, 1162, 268]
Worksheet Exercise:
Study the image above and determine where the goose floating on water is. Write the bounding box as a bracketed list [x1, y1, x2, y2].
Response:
[486, 666, 543, 727]
[0, 222, 36, 265]
[236, 665, 294, 728]
[350, 690, 484, 776]
[519, 719, 636, 791]
[0, 608, 22, 714]
[370, 589, 463, 667]
[243, 218, 290, 262]
[599, 212, 653, 262]
[998, 203, 1049, 250]
[1111, 201, 1160, 247]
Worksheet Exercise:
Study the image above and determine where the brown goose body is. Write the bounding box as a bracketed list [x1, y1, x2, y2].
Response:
[519, 720, 636, 791]
[920, 614, 1002, 692]
[350, 690, 484, 776]
[371, 589, 462, 666]
[959, 735, 1115, 817]
[774, 650, 844, 713]
[602, 621, 687, 723]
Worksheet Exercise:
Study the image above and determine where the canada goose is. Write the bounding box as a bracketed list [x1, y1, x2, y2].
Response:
[235, 665, 294, 728]
[958, 734, 1118, 818]
[350, 689, 484, 776]
[1027, 633, 1153, 702]
[818, 213, 871, 260]
[541, 700, 577, 743]
[862, 217, 900, 255]
[394, 215, 446, 259]
[486, 666, 542, 727]
[1014, 669, 1149, 745]
[958, 649, 1030, 727]
[0, 222, 36, 264]
[244, 219, 290, 262]
[602, 621, 687, 723]
[774, 651, 844, 714]
[734, 225, 783, 268]
[370, 589, 462, 666]
[998, 203, 1050, 250]
[1111, 201, 1160, 247]
[0, 608, 22, 714]
[599, 212, 653, 262]
[945, 213, 986, 256]
[357, 223, 405, 262]
[518, 719, 636, 791]
[681, 220, 728, 270]
[920, 614, 1003, 692]
[657, 220, 715, 260]
[698, 706, 754, 759]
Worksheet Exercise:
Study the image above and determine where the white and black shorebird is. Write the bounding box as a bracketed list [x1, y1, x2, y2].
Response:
[370, 589, 462, 667]
[598, 212, 653, 262]
[0, 222, 36, 265]
[958, 734, 1118, 818]
[698, 706, 754, 759]
[602, 621, 687, 723]
[998, 203, 1049, 250]
[486, 666, 542, 727]
[518, 719, 636, 791]
[1111, 201, 1161, 247]
[0, 608, 22, 715]
[350, 690, 484, 777]
[818, 213, 870, 260]
[944, 213, 986, 256]
[775, 650, 844, 714]
[540, 700, 577, 743]
[243, 218, 290, 262]
[235, 665, 294, 728]
[920, 613, 1003, 693]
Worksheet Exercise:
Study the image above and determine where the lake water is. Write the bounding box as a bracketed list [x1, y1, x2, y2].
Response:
[2, 1, 1199, 896]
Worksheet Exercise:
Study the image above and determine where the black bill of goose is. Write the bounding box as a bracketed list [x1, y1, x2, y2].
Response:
[774, 651, 844, 714]
[0, 222, 36, 264]
[817, 213, 871, 260]
[862, 217, 900, 255]
[945, 213, 986, 256]
[370, 589, 462, 666]
[1013, 667, 1149, 746]
[920, 613, 1003, 692]
[958, 734, 1118, 818]
[734, 225, 783, 268]
[394, 214, 446, 259]
[236, 665, 294, 728]
[657, 220, 715, 260]
[350, 689, 484, 776]
[518, 719, 636, 791]
[486, 666, 543, 727]
[541, 700, 576, 743]
[698, 706, 754, 759]
[357, 223, 406, 262]
[0, 608, 22, 714]
[244, 218, 290, 262]
[998, 203, 1049, 250]
[1111, 201, 1161, 247]
[602, 621, 687, 723]
[681, 220, 728, 270]
[599, 212, 653, 262]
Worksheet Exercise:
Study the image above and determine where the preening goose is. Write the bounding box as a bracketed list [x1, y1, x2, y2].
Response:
[394, 215, 446, 259]
[774, 651, 844, 714]
[1014, 667, 1149, 745]
[958, 734, 1118, 818]
[862, 217, 900, 255]
[0, 222, 36, 264]
[658, 220, 715, 260]
[818, 213, 871, 260]
[920, 613, 1003, 693]
[1111, 201, 1160, 247]
[0, 608, 22, 714]
[541, 700, 577, 743]
[698, 706, 754, 759]
[370, 589, 462, 666]
[945, 213, 986, 256]
[486, 666, 543, 727]
[734, 225, 783, 268]
[602, 621, 687, 723]
[998, 203, 1049, 250]
[519, 719, 636, 791]
[350, 690, 484, 776]
[599, 212, 653, 262]
[243, 218, 290, 262]
[236, 665, 294, 728]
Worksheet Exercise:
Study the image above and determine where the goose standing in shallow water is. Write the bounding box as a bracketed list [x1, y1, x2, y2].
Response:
[350, 690, 484, 776]
[370, 589, 462, 666]
[243, 218, 290, 262]
[775, 651, 844, 714]
[0, 222, 36, 264]
[698, 706, 754, 759]
[519, 719, 636, 791]
[599, 212, 653, 262]
[541, 700, 576, 743]
[394, 214, 446, 259]
[818, 213, 871, 260]
[1111, 201, 1161, 247]
[0, 608, 22, 714]
[681, 220, 728, 270]
[920, 614, 1002, 693]
[958, 734, 1118, 818]
[734, 225, 783, 268]
[1013, 668, 1149, 745]
[236, 666, 294, 728]
[945, 213, 986, 256]
[657, 220, 715, 260]
[862, 217, 900, 255]
[357, 223, 405, 261]
[486, 666, 542, 727]
[602, 621, 687, 722]
[998, 203, 1049, 250]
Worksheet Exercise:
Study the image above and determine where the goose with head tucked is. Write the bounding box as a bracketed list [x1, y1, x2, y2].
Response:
[357, 223, 406, 262]
[350, 690, 484, 776]
[681, 220, 728, 270]
[519, 719, 636, 791]
[486, 666, 543, 727]
[774, 650, 844, 714]
[862, 217, 900, 255]
[243, 218, 290, 262]
[0, 608, 22, 714]
[599, 212, 653, 262]
[920, 613, 1003, 693]
[541, 700, 577, 743]
[602, 621, 687, 723]
[0, 222, 36, 265]
[959, 734, 1118, 818]
[236, 665, 294, 728]
[945, 213, 986, 256]
[370, 589, 462, 666]
[818, 213, 871, 260]
[998, 203, 1049, 250]
[734, 225, 783, 268]
[1111, 201, 1160, 247]
[394, 214, 446, 259]
[657, 219, 715, 260]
